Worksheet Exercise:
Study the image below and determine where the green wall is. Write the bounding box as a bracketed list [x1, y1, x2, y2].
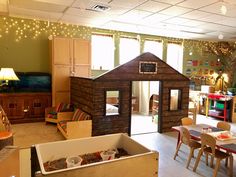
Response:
[0, 15, 219, 79]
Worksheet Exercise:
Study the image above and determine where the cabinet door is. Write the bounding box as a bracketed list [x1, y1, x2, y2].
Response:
[72, 39, 91, 77]
[54, 92, 70, 106]
[52, 65, 71, 106]
[53, 37, 72, 65]
[2, 97, 24, 119]
[29, 96, 51, 118]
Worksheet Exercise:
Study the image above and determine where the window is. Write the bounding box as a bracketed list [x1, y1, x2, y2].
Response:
[106, 91, 120, 116]
[166, 43, 183, 73]
[144, 40, 163, 59]
[91, 34, 114, 70]
[170, 89, 181, 111]
[119, 37, 140, 65]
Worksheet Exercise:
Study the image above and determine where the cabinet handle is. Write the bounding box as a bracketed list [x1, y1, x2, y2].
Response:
[23, 106, 29, 113]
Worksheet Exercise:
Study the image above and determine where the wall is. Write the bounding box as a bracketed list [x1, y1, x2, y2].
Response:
[0, 15, 219, 81]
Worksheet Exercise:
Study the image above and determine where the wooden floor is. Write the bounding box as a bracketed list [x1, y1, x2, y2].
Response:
[10, 115, 236, 177]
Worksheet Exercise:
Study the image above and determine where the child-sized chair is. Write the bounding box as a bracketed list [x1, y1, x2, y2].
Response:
[45, 103, 74, 124]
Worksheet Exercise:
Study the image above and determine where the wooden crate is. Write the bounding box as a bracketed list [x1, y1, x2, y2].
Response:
[33, 133, 158, 177]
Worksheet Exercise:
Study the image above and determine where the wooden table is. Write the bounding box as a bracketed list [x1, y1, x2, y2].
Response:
[172, 124, 236, 154]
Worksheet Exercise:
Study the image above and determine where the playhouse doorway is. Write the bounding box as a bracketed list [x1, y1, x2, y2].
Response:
[131, 81, 159, 135]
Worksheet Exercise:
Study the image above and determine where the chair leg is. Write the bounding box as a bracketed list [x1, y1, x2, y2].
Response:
[213, 159, 220, 177]
[186, 148, 194, 169]
[205, 152, 208, 166]
[210, 155, 214, 168]
[174, 142, 182, 160]
[228, 155, 233, 177]
[193, 149, 203, 172]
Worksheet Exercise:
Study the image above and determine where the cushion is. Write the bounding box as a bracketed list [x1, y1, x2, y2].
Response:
[72, 108, 91, 121]
[56, 103, 74, 112]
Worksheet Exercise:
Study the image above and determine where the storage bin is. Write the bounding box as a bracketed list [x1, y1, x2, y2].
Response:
[32, 133, 159, 177]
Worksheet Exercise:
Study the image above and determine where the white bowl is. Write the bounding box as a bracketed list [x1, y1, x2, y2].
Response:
[100, 150, 116, 161]
[66, 156, 83, 168]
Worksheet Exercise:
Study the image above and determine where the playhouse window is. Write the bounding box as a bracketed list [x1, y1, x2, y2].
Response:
[169, 89, 181, 111]
[106, 91, 120, 116]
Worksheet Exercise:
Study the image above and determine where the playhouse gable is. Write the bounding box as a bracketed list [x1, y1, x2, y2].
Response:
[95, 52, 189, 81]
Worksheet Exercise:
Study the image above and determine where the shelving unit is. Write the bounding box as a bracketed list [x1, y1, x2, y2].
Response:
[205, 94, 232, 122]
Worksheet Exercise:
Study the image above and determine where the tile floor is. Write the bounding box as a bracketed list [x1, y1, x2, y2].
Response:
[10, 115, 236, 177]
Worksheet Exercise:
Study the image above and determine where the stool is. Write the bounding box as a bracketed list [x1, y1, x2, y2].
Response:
[0, 131, 13, 150]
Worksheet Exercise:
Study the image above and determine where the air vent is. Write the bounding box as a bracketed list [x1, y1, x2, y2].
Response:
[90, 4, 110, 12]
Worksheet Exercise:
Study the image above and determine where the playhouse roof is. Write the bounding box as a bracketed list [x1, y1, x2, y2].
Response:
[95, 52, 189, 82]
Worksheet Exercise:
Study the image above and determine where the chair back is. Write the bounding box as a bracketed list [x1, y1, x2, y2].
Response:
[217, 121, 231, 131]
[180, 126, 191, 145]
[181, 117, 193, 125]
[200, 133, 216, 155]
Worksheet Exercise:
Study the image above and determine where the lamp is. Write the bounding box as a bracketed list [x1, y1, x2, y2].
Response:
[0, 68, 19, 86]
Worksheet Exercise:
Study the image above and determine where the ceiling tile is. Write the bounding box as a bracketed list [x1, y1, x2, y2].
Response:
[33, 0, 74, 6]
[152, 0, 184, 5]
[66, 7, 105, 18]
[136, 1, 171, 13]
[115, 9, 152, 24]
[197, 23, 222, 30]
[199, 1, 236, 16]
[159, 6, 192, 16]
[164, 17, 190, 25]
[60, 14, 92, 26]
[199, 14, 227, 23]
[142, 13, 171, 25]
[9, 6, 62, 21]
[182, 20, 206, 27]
[177, 0, 218, 9]
[180, 10, 211, 19]
[108, 0, 147, 8]
[10, 0, 67, 13]
[72, 0, 130, 15]
[216, 18, 236, 27]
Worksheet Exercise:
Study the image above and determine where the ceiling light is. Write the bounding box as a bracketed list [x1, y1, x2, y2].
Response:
[220, 5, 227, 15]
[218, 34, 224, 40]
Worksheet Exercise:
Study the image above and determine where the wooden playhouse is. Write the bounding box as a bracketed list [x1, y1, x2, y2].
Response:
[70, 52, 190, 136]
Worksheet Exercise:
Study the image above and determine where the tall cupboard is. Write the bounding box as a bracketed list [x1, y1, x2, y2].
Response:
[51, 37, 91, 106]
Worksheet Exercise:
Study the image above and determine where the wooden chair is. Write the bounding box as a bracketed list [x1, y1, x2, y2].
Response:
[193, 133, 233, 177]
[181, 117, 193, 126]
[216, 121, 231, 167]
[173, 127, 201, 168]
[217, 121, 231, 131]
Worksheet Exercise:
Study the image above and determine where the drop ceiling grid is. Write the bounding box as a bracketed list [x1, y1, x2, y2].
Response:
[2, 0, 236, 40]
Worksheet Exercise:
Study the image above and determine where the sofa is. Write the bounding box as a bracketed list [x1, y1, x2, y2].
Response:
[57, 108, 92, 139]
[45, 103, 74, 124]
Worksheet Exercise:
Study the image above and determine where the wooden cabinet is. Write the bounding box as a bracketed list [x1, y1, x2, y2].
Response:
[51, 37, 91, 106]
[0, 93, 51, 123]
